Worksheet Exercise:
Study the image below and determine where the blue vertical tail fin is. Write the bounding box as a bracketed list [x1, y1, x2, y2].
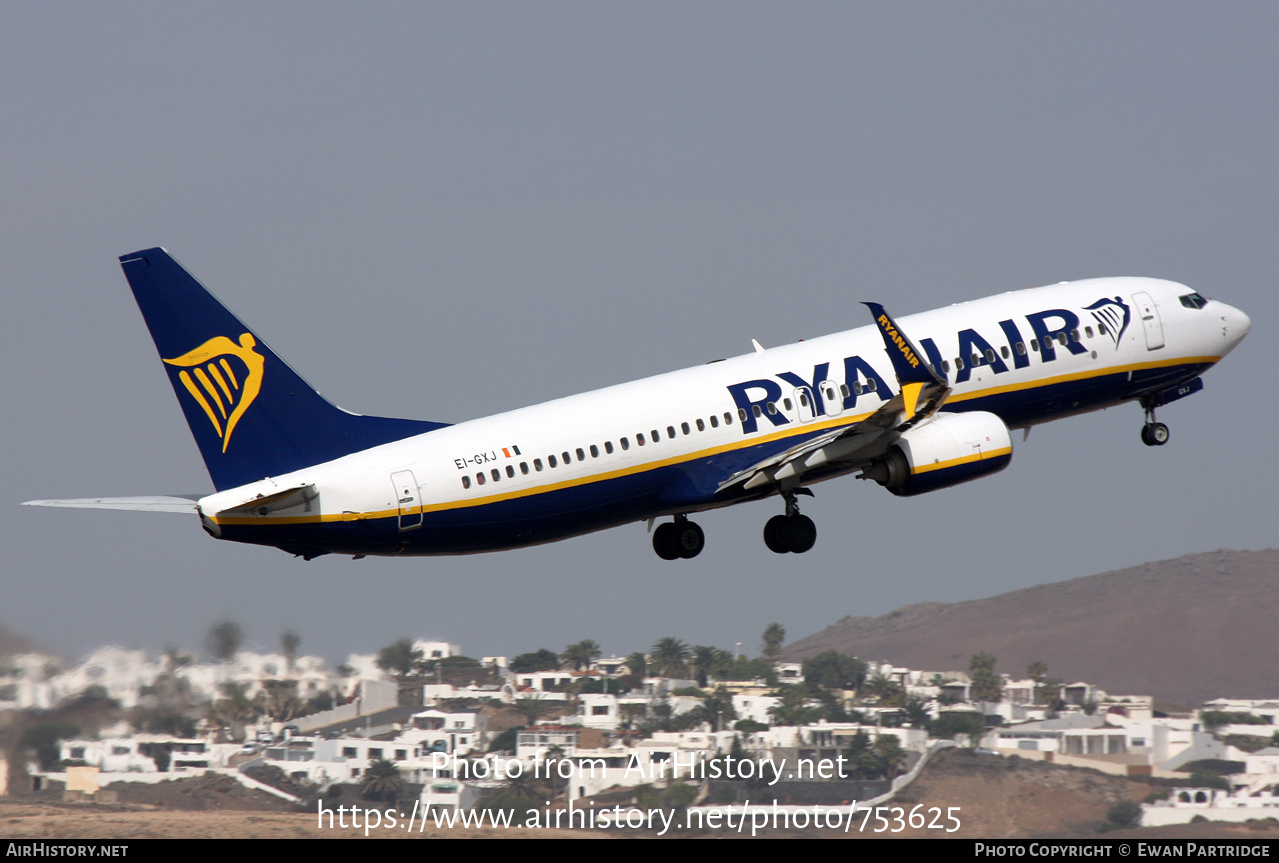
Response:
[119, 248, 448, 491]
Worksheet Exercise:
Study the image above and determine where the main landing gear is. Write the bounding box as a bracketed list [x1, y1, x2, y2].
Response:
[1140, 398, 1170, 447]
[764, 488, 816, 554]
[653, 515, 705, 560]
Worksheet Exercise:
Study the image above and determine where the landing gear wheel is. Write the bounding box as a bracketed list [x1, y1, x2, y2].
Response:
[764, 514, 817, 554]
[1141, 422, 1169, 447]
[784, 514, 817, 553]
[764, 515, 790, 554]
[675, 521, 705, 559]
[652, 522, 681, 560]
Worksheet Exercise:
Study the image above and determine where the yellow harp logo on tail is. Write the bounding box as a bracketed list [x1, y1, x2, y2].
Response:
[163, 334, 265, 452]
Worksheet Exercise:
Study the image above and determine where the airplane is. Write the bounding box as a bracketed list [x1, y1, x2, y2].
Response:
[24, 248, 1250, 561]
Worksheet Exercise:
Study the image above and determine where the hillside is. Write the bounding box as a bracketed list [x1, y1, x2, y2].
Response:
[0, 621, 45, 659]
[785, 548, 1279, 706]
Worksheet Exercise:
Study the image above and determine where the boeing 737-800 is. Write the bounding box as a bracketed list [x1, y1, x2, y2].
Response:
[25, 248, 1250, 561]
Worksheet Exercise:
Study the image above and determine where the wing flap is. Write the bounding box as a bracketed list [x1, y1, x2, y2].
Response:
[717, 302, 953, 495]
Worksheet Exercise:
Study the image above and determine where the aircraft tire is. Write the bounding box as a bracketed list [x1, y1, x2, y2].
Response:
[784, 514, 817, 553]
[1151, 422, 1170, 445]
[764, 515, 790, 554]
[653, 522, 681, 560]
[676, 521, 705, 559]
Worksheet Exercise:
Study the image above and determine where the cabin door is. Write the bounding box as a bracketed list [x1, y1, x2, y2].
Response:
[390, 470, 423, 531]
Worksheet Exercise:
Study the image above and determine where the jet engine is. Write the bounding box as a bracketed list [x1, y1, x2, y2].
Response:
[860, 411, 1013, 497]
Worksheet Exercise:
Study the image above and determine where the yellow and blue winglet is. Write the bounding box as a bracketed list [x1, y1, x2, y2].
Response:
[863, 302, 945, 387]
[864, 301, 948, 421]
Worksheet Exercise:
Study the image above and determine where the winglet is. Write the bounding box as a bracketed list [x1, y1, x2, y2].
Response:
[863, 302, 945, 387]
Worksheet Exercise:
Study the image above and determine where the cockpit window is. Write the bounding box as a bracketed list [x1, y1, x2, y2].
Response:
[1179, 293, 1209, 310]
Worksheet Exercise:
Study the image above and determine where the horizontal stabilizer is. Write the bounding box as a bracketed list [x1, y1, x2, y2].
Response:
[22, 495, 200, 513]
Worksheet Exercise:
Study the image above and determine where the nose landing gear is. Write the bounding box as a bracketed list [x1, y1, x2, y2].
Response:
[1140, 398, 1170, 447]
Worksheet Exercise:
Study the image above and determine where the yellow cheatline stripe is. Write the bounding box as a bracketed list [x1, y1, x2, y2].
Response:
[219, 358, 239, 390]
[211, 355, 1215, 527]
[193, 367, 227, 419]
[911, 446, 1013, 475]
[177, 370, 223, 438]
[206, 363, 234, 403]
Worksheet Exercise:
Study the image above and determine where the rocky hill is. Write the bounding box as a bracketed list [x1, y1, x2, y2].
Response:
[785, 548, 1279, 706]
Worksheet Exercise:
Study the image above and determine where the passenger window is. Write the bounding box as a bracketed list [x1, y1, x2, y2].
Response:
[563, 451, 572, 464]
[766, 402, 778, 415]
[576, 447, 585, 461]
[725, 412, 734, 425]
[853, 382, 864, 395]
[987, 349, 997, 363]
[520, 462, 529, 475]
[605, 441, 614, 454]
[840, 384, 850, 398]
[681, 422, 691, 435]
[709, 415, 718, 428]
[652, 429, 661, 441]
[783, 398, 793, 411]
[752, 405, 761, 418]
[1070, 329, 1080, 342]
[1016, 342, 1026, 356]
[866, 379, 876, 392]
[738, 409, 748, 422]
[941, 361, 950, 373]
[1085, 326, 1094, 339]
[955, 358, 965, 370]
[506, 465, 515, 478]
[696, 418, 705, 431]
[1057, 333, 1068, 346]
[534, 458, 544, 471]
[637, 433, 646, 446]
[1030, 339, 1039, 352]
[971, 353, 981, 366]
[620, 438, 629, 450]
[491, 469, 500, 482]
[461, 476, 471, 489]
[590, 444, 599, 458]
[476, 473, 485, 485]
[666, 426, 675, 438]
[548, 455, 558, 468]
[1098, 324, 1108, 335]
[1000, 346, 1009, 359]
[799, 392, 808, 407]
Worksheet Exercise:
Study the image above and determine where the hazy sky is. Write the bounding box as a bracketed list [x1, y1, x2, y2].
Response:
[4, 3, 1276, 667]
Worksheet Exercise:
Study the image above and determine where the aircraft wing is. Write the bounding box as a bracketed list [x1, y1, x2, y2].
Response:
[717, 302, 950, 494]
[22, 495, 201, 513]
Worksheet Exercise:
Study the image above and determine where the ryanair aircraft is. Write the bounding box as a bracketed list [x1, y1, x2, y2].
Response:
[25, 248, 1250, 561]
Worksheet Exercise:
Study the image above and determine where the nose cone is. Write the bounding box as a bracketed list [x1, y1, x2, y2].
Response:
[1216, 301, 1251, 352]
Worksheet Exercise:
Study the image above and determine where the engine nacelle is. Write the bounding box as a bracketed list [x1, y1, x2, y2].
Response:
[861, 411, 1013, 497]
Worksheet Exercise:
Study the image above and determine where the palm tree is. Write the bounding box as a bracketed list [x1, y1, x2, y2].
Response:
[624, 651, 648, 678]
[862, 673, 902, 705]
[761, 623, 786, 661]
[281, 630, 301, 674]
[649, 637, 691, 678]
[362, 758, 404, 802]
[1026, 660, 1048, 704]
[376, 638, 423, 678]
[560, 639, 601, 671]
[689, 686, 737, 731]
[512, 695, 558, 726]
[206, 620, 243, 664]
[691, 645, 719, 687]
